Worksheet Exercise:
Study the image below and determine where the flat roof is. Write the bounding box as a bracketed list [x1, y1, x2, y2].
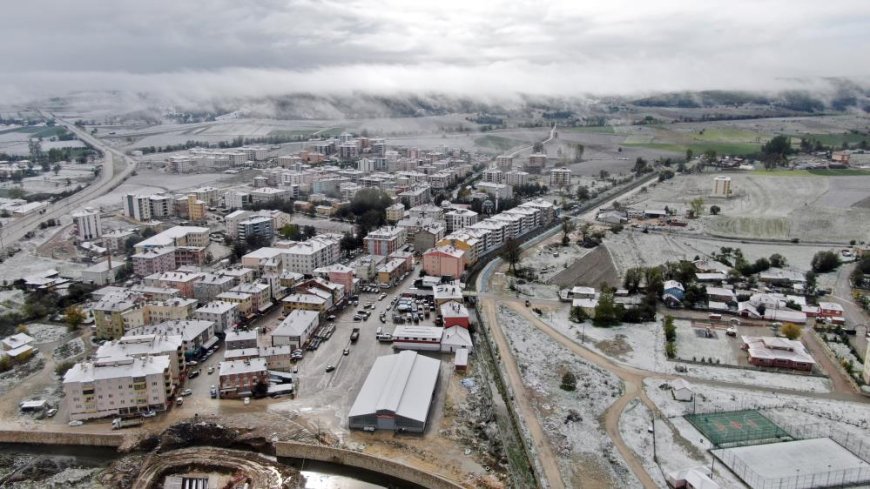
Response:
[63, 355, 170, 383]
[273, 310, 320, 337]
[135, 226, 208, 248]
[348, 351, 440, 424]
[219, 358, 267, 376]
[393, 325, 443, 341]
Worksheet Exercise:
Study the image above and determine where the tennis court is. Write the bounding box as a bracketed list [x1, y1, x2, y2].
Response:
[685, 410, 792, 447]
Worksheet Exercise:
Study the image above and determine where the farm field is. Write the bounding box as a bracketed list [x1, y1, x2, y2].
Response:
[623, 172, 870, 242]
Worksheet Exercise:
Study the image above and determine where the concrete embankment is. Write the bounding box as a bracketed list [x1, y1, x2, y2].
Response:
[0, 429, 124, 447]
[276, 441, 464, 489]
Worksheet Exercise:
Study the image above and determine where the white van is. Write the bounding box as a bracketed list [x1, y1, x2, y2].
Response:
[376, 327, 383, 336]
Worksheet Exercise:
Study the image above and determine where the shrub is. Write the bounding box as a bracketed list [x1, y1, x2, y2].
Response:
[560, 371, 577, 391]
[811, 251, 841, 273]
[780, 322, 802, 340]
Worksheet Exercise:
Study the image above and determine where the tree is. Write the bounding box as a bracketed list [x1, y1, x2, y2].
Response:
[689, 198, 705, 218]
[811, 251, 841, 273]
[560, 371, 577, 391]
[252, 379, 269, 398]
[501, 238, 523, 274]
[574, 144, 585, 162]
[569, 306, 588, 323]
[769, 253, 787, 268]
[685, 149, 693, 162]
[532, 142, 544, 153]
[761, 135, 792, 167]
[780, 322, 802, 340]
[576, 185, 590, 201]
[64, 305, 86, 331]
[709, 205, 721, 215]
[593, 290, 621, 327]
[561, 218, 575, 246]
[52, 163, 62, 175]
[623, 267, 644, 294]
[805, 271, 817, 291]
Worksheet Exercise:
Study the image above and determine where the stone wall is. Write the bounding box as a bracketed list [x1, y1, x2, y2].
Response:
[0, 430, 124, 447]
[276, 441, 463, 489]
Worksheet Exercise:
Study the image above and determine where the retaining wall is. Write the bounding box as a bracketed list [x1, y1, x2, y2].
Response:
[275, 441, 463, 489]
[0, 429, 124, 447]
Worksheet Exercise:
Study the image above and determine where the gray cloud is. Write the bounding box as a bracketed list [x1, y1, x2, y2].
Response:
[1, 0, 868, 103]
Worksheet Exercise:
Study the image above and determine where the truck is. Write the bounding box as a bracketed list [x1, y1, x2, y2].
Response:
[112, 417, 144, 430]
[350, 328, 360, 343]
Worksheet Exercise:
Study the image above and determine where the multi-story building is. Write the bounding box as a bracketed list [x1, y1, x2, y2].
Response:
[237, 216, 274, 242]
[144, 298, 198, 324]
[218, 358, 268, 399]
[191, 273, 235, 303]
[385, 203, 406, 223]
[526, 153, 547, 173]
[122, 194, 152, 221]
[96, 334, 185, 385]
[312, 264, 355, 296]
[193, 301, 239, 333]
[364, 226, 406, 256]
[127, 320, 217, 356]
[149, 195, 174, 218]
[230, 282, 272, 313]
[398, 185, 431, 208]
[93, 298, 138, 340]
[445, 209, 479, 233]
[143, 271, 203, 299]
[423, 246, 466, 278]
[224, 191, 251, 210]
[282, 235, 342, 274]
[504, 170, 529, 187]
[133, 226, 209, 253]
[216, 291, 254, 317]
[281, 293, 328, 316]
[250, 187, 291, 205]
[64, 355, 173, 420]
[495, 155, 513, 171]
[477, 182, 513, 200]
[482, 168, 504, 184]
[272, 310, 320, 349]
[71, 207, 101, 241]
[414, 223, 445, 252]
[187, 194, 206, 222]
[550, 167, 571, 188]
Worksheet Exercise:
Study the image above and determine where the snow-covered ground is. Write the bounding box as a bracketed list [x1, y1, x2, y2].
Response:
[498, 305, 641, 487]
[541, 307, 832, 393]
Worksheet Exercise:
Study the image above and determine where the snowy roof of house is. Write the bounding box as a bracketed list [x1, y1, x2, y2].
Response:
[273, 310, 320, 337]
[392, 326, 443, 341]
[742, 336, 815, 365]
[225, 329, 258, 342]
[571, 286, 596, 296]
[671, 379, 693, 392]
[2, 333, 34, 350]
[696, 272, 727, 281]
[705, 287, 736, 298]
[441, 326, 472, 347]
[440, 301, 469, 318]
[663, 280, 684, 291]
[219, 358, 267, 377]
[348, 351, 440, 423]
[572, 298, 599, 309]
[707, 301, 729, 311]
[763, 308, 807, 323]
[818, 301, 844, 312]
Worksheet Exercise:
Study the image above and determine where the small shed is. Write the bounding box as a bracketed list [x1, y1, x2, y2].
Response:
[454, 348, 469, 372]
[671, 379, 694, 402]
[666, 467, 719, 489]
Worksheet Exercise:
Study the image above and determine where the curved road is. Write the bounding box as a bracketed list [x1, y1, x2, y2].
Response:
[0, 116, 137, 249]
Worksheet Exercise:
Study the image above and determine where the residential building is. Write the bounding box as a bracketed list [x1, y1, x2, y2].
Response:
[218, 358, 268, 398]
[237, 216, 274, 241]
[272, 310, 320, 349]
[414, 223, 445, 253]
[194, 301, 239, 333]
[364, 226, 407, 256]
[133, 226, 209, 253]
[741, 336, 815, 371]
[550, 167, 571, 188]
[216, 291, 254, 317]
[386, 203, 406, 223]
[422, 246, 466, 278]
[144, 271, 203, 299]
[482, 168, 504, 184]
[144, 298, 197, 324]
[192, 274, 236, 303]
[445, 209, 478, 233]
[440, 300, 470, 328]
[250, 187, 291, 204]
[225, 191, 250, 210]
[504, 170, 529, 187]
[96, 334, 184, 385]
[313, 264, 355, 296]
[122, 193, 152, 221]
[477, 181, 513, 200]
[225, 329, 259, 350]
[526, 153, 547, 173]
[63, 355, 173, 420]
[398, 185, 431, 207]
[281, 293, 328, 316]
[72, 207, 101, 241]
[495, 155, 513, 171]
[93, 298, 138, 339]
[80, 260, 126, 286]
[282, 235, 342, 274]
[127, 320, 217, 356]
[187, 194, 206, 222]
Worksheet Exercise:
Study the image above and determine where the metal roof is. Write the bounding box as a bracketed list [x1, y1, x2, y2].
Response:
[348, 351, 440, 424]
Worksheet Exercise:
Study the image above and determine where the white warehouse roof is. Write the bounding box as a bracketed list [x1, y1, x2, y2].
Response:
[348, 351, 440, 424]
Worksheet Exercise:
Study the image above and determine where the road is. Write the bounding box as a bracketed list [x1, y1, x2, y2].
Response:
[0, 115, 137, 250]
[505, 123, 557, 159]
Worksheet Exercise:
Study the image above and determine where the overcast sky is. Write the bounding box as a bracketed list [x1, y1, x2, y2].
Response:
[1, 0, 868, 102]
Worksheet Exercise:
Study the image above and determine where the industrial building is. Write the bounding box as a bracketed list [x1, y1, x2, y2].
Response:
[348, 351, 441, 433]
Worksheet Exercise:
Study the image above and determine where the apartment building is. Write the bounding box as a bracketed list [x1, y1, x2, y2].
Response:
[477, 182, 513, 200]
[504, 170, 529, 187]
[550, 167, 571, 188]
[445, 209, 479, 233]
[218, 358, 268, 398]
[216, 291, 254, 317]
[96, 334, 185, 385]
[385, 203, 406, 223]
[122, 194, 152, 221]
[71, 207, 101, 241]
[364, 226, 406, 256]
[64, 355, 172, 420]
[93, 298, 138, 340]
[193, 273, 236, 303]
[397, 185, 431, 207]
[133, 226, 209, 253]
[237, 216, 274, 241]
[193, 301, 239, 333]
[272, 310, 320, 349]
[283, 235, 342, 274]
[143, 271, 203, 299]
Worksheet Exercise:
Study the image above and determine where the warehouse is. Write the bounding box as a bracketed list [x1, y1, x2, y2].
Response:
[348, 351, 441, 433]
[391, 325, 443, 352]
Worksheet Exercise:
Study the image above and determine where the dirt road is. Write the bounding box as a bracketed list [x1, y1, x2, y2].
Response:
[483, 297, 662, 489]
[479, 298, 566, 489]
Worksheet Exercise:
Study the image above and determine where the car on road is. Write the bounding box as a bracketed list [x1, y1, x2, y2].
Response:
[207, 366, 214, 374]
[343, 348, 350, 356]
[243, 397, 250, 405]
[725, 326, 737, 337]
[141, 410, 157, 418]
[46, 408, 57, 417]
[68, 420, 84, 427]
[325, 365, 336, 373]
[181, 388, 193, 396]
[188, 369, 201, 379]
[210, 385, 218, 398]
[187, 360, 198, 366]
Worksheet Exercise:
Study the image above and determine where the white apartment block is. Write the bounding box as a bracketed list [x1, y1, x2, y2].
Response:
[504, 170, 529, 187]
[72, 207, 101, 241]
[445, 209, 479, 233]
[123, 193, 152, 221]
[283, 235, 342, 274]
[550, 167, 572, 188]
[482, 168, 504, 184]
[194, 301, 239, 333]
[63, 355, 172, 420]
[96, 334, 185, 385]
[477, 182, 513, 200]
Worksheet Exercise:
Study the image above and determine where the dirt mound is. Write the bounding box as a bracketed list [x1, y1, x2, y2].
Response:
[149, 420, 270, 453]
[548, 246, 619, 289]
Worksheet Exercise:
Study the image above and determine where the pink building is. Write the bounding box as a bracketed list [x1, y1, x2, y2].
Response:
[423, 246, 466, 279]
[314, 264, 356, 296]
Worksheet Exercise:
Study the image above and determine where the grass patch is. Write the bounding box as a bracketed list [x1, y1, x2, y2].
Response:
[475, 135, 523, 152]
[799, 132, 869, 148]
[0, 126, 70, 139]
[565, 125, 615, 134]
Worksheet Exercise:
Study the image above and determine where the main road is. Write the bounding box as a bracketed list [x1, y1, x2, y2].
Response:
[0, 115, 138, 250]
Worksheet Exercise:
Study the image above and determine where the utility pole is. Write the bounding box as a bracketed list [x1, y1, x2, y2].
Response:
[651, 414, 657, 463]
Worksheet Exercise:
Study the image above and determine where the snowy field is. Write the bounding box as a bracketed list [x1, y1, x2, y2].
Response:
[541, 308, 832, 393]
[498, 305, 640, 487]
[605, 230, 833, 277]
[88, 168, 243, 210]
[624, 173, 870, 242]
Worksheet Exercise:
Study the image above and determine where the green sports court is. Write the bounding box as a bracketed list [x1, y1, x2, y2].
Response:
[685, 410, 793, 447]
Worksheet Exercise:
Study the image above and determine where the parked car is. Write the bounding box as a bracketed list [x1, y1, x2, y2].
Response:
[68, 420, 84, 427]
[210, 385, 218, 398]
[343, 348, 350, 356]
[181, 388, 193, 396]
[207, 366, 215, 374]
[141, 410, 157, 418]
[188, 369, 201, 379]
[725, 326, 737, 337]
[46, 408, 57, 417]
[243, 397, 250, 405]
[325, 365, 336, 373]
